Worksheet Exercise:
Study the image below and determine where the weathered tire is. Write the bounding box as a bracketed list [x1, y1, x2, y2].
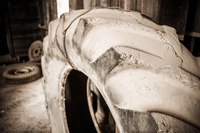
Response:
[28, 40, 43, 62]
[42, 8, 200, 133]
[64, 70, 116, 133]
[3, 64, 42, 84]
[87, 78, 117, 133]
[65, 70, 96, 132]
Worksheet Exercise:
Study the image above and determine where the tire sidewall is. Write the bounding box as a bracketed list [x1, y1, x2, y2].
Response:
[3, 64, 41, 84]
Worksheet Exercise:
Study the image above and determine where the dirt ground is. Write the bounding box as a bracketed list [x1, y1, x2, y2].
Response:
[0, 64, 51, 133]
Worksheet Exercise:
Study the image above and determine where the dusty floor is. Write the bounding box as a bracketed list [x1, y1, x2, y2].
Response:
[0, 64, 51, 133]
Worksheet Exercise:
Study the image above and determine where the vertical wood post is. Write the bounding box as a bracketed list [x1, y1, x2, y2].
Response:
[1, 0, 15, 58]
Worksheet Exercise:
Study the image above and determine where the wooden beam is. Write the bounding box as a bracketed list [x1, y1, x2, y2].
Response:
[100, 0, 111, 7]
[190, 37, 195, 53]
[1, 0, 15, 57]
[130, 0, 137, 10]
[119, 0, 124, 9]
[77, 0, 83, 9]
[124, 0, 131, 10]
[49, 0, 57, 20]
[141, 0, 154, 18]
[111, 0, 119, 7]
[69, 0, 76, 11]
[83, 0, 92, 9]
[186, 32, 200, 38]
[136, 0, 141, 12]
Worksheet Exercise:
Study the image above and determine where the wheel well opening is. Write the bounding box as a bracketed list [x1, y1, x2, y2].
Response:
[65, 70, 97, 133]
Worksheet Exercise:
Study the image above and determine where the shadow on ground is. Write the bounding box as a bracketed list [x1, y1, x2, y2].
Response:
[0, 64, 51, 133]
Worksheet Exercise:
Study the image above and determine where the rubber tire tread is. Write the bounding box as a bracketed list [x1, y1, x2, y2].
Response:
[3, 65, 42, 84]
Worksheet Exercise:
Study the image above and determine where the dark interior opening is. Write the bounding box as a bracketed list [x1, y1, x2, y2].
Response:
[65, 70, 97, 133]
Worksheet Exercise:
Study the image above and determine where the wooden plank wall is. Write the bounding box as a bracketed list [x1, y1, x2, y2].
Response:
[69, 0, 159, 21]
[159, 0, 189, 40]
[68, 0, 189, 40]
[1, 0, 14, 57]
[186, 0, 200, 33]
[0, 15, 9, 55]
[7, 0, 46, 57]
[69, 0, 143, 12]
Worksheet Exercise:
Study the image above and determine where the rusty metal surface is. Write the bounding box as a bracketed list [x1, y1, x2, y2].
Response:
[42, 8, 200, 132]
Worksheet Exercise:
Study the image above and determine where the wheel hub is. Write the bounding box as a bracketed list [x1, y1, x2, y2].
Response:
[14, 67, 34, 75]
